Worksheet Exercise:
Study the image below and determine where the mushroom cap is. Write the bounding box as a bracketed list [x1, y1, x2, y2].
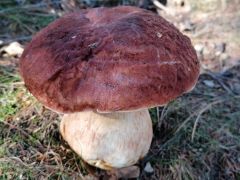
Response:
[20, 6, 200, 113]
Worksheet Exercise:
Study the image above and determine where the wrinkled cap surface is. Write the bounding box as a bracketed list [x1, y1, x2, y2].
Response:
[20, 6, 200, 113]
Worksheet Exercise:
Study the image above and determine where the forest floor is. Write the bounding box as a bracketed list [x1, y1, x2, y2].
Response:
[0, 0, 240, 179]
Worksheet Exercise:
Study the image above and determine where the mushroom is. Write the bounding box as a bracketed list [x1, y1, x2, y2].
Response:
[19, 6, 200, 170]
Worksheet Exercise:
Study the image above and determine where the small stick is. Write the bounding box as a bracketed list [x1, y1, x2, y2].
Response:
[151, 0, 175, 15]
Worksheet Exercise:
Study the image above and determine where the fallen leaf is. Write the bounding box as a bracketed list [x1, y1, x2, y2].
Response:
[0, 41, 24, 57]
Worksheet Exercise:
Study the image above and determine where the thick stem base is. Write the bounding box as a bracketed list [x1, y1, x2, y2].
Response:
[60, 109, 153, 170]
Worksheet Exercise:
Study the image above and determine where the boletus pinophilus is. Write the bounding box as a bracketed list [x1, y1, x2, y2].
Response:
[20, 6, 200, 170]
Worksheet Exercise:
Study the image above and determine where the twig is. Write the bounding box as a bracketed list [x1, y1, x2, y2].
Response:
[151, 0, 175, 15]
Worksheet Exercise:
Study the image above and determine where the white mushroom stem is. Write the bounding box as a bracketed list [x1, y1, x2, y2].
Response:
[60, 109, 153, 170]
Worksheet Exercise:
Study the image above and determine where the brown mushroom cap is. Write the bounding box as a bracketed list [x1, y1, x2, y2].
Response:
[20, 6, 200, 113]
